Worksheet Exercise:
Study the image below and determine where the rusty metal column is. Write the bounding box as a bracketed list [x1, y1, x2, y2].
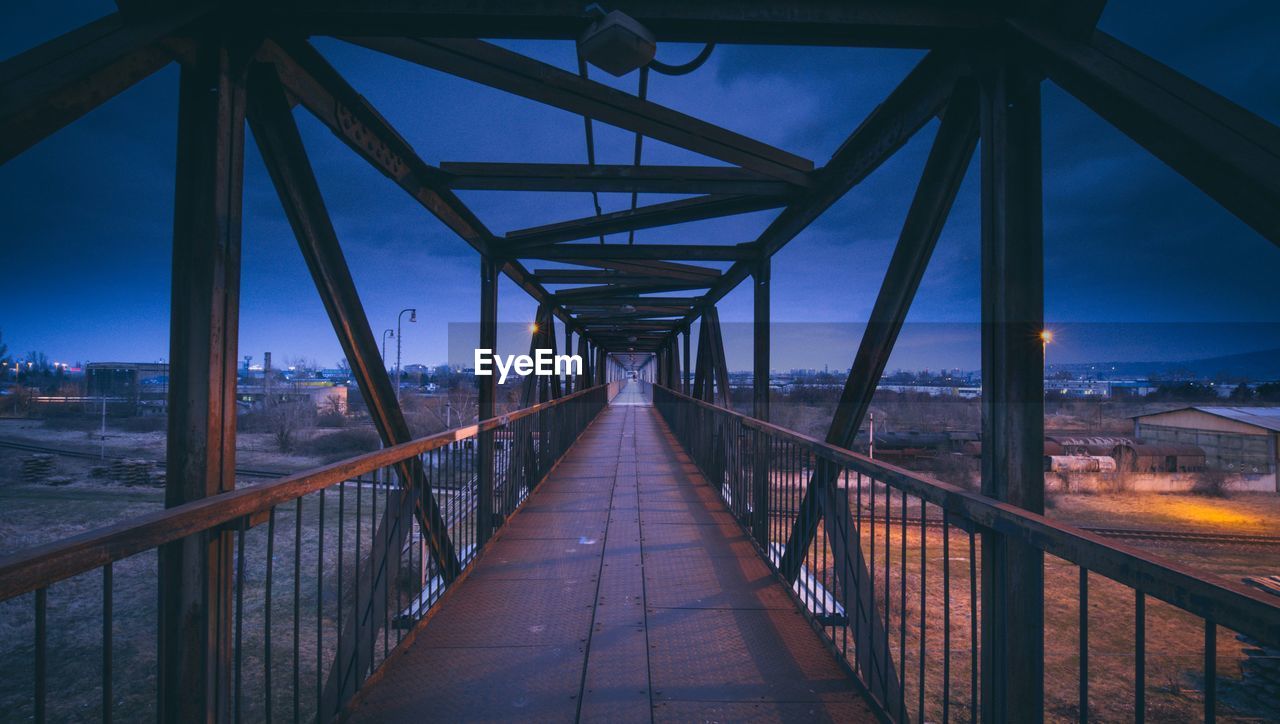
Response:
[158, 36, 246, 724]
[478, 256, 498, 543]
[682, 326, 692, 395]
[563, 324, 573, 394]
[979, 53, 1046, 724]
[752, 256, 770, 545]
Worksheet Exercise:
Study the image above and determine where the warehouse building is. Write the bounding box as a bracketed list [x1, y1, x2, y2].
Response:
[1132, 406, 1280, 491]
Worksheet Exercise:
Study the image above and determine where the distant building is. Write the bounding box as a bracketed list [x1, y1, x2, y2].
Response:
[85, 362, 169, 414]
[1132, 406, 1280, 491]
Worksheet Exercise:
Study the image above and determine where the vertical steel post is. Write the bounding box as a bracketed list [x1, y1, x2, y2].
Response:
[752, 256, 770, 545]
[159, 36, 246, 724]
[979, 52, 1046, 724]
[682, 326, 692, 395]
[478, 256, 498, 543]
[563, 325, 573, 394]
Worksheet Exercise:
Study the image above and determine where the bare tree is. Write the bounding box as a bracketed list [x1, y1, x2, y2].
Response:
[270, 400, 315, 453]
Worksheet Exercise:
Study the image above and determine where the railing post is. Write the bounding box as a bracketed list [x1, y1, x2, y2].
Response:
[979, 49, 1046, 724]
[478, 256, 498, 543]
[752, 256, 771, 546]
[158, 34, 247, 724]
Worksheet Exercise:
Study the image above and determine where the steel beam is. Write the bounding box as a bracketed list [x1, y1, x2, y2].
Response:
[0, 9, 204, 164]
[562, 296, 705, 307]
[254, 37, 586, 335]
[521, 244, 755, 261]
[682, 326, 692, 395]
[478, 256, 498, 543]
[751, 257, 770, 545]
[533, 269, 719, 285]
[551, 258, 723, 282]
[553, 281, 715, 300]
[504, 194, 789, 248]
[279, 2, 995, 47]
[824, 84, 978, 457]
[1011, 22, 1280, 248]
[776, 82, 978, 717]
[667, 49, 965, 338]
[778, 83, 978, 565]
[345, 37, 813, 183]
[158, 37, 246, 723]
[441, 162, 804, 195]
[978, 53, 1045, 724]
[245, 63, 462, 717]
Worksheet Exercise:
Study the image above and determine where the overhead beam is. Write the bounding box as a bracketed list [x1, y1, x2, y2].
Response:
[1011, 21, 1280, 247]
[553, 280, 716, 300]
[505, 194, 788, 248]
[575, 314, 687, 323]
[533, 268, 720, 285]
[521, 243, 755, 261]
[0, 9, 205, 163]
[441, 162, 805, 195]
[553, 258, 723, 282]
[582, 322, 679, 331]
[567, 306, 692, 316]
[561, 295, 704, 307]
[280, 2, 995, 47]
[344, 37, 814, 183]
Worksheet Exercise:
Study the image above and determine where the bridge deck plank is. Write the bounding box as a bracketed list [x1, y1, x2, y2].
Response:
[345, 388, 875, 723]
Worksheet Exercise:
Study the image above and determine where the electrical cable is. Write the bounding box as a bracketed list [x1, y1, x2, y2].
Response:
[648, 43, 716, 76]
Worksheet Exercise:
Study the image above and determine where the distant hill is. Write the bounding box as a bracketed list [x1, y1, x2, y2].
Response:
[1058, 347, 1280, 381]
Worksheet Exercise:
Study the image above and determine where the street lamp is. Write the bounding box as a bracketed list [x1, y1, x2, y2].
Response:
[396, 308, 416, 402]
[1040, 329, 1053, 385]
[381, 329, 394, 370]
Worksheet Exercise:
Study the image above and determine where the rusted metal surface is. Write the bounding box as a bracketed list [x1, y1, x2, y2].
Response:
[158, 37, 247, 721]
[344, 395, 875, 722]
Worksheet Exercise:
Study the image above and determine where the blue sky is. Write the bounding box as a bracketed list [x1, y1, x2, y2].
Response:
[1, 1, 1278, 371]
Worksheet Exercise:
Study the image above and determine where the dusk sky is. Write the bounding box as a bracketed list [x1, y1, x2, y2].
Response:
[2, 1, 1279, 372]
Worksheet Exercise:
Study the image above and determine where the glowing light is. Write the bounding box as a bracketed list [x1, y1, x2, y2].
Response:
[1040, 330, 1054, 344]
[529, 322, 539, 333]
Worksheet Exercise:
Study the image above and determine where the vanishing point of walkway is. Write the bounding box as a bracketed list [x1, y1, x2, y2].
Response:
[346, 384, 874, 722]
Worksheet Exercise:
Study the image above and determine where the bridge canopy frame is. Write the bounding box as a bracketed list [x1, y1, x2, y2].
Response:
[2, 0, 1280, 720]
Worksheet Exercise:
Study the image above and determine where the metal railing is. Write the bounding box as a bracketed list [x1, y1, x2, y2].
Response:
[0, 383, 613, 722]
[652, 384, 1280, 723]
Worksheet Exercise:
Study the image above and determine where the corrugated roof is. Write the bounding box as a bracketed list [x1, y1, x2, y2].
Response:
[1134, 406, 1280, 432]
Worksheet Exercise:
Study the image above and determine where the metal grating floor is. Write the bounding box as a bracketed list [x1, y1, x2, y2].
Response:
[344, 389, 875, 723]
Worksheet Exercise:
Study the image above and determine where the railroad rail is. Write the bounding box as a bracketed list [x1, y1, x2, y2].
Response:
[0, 438, 287, 479]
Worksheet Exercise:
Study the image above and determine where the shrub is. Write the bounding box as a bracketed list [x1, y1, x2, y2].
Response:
[1192, 469, 1233, 497]
[298, 427, 380, 461]
[316, 411, 347, 428]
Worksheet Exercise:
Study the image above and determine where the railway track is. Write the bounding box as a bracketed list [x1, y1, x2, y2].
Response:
[768, 510, 1280, 547]
[0, 438, 286, 479]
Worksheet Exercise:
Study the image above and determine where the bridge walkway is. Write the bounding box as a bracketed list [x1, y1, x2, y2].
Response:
[346, 387, 875, 722]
